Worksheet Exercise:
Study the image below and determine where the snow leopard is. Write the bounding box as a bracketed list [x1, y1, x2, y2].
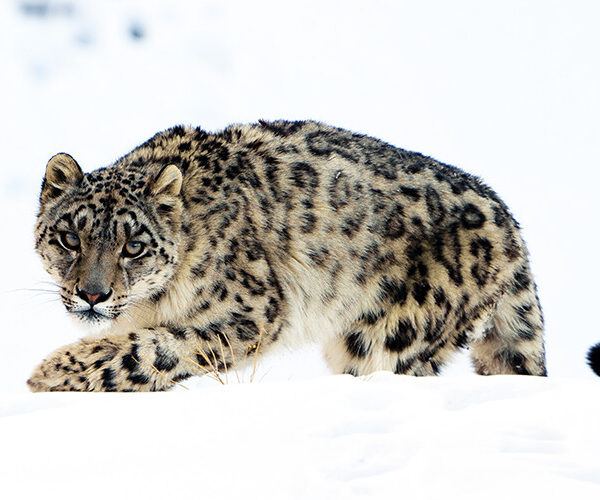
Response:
[28, 120, 547, 392]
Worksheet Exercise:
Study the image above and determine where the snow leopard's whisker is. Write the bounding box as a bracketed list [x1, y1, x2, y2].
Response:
[0, 287, 61, 296]
[121, 310, 147, 331]
[126, 297, 159, 315]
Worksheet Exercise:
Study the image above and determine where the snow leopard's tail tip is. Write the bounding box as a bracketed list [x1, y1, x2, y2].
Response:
[587, 343, 600, 376]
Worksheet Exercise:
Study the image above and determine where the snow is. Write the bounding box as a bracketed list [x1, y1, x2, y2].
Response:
[1, 1, 599, 498]
[1, 375, 599, 499]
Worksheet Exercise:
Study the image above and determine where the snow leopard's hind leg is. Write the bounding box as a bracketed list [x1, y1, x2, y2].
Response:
[470, 260, 547, 376]
[322, 262, 546, 378]
[321, 292, 471, 377]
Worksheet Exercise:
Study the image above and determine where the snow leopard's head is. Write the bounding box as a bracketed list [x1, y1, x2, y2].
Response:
[35, 152, 183, 332]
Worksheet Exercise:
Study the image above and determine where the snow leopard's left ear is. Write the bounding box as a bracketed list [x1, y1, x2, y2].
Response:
[149, 164, 182, 198]
[40, 153, 84, 205]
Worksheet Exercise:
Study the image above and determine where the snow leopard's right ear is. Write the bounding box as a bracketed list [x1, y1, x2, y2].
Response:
[40, 153, 84, 205]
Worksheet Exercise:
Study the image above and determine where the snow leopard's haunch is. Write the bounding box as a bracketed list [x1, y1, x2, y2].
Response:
[28, 120, 547, 391]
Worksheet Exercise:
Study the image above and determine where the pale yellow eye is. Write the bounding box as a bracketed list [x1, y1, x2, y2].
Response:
[123, 241, 145, 258]
[60, 231, 80, 250]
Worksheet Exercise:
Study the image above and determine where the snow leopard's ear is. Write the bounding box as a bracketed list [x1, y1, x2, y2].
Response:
[150, 164, 182, 197]
[41, 153, 84, 205]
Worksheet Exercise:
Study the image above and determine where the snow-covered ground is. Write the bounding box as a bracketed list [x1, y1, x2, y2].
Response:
[1, 1, 599, 498]
[1, 375, 599, 499]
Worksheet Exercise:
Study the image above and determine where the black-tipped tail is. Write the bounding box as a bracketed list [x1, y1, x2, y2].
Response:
[587, 343, 600, 376]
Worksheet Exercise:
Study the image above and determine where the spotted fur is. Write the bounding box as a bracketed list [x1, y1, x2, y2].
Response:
[28, 120, 546, 391]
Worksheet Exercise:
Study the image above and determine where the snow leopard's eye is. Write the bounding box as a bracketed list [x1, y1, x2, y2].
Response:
[123, 240, 146, 258]
[59, 231, 80, 251]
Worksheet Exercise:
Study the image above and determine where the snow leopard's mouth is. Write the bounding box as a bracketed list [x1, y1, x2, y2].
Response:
[72, 308, 120, 327]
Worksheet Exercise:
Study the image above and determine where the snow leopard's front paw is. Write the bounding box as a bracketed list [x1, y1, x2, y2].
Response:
[27, 339, 120, 392]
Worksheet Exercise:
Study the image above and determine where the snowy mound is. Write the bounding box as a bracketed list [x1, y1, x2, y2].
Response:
[1, 374, 599, 499]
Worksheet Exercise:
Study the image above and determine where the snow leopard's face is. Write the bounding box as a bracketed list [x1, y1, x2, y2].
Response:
[35, 153, 183, 332]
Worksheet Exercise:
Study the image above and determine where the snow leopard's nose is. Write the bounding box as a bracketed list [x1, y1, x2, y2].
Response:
[76, 287, 113, 306]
